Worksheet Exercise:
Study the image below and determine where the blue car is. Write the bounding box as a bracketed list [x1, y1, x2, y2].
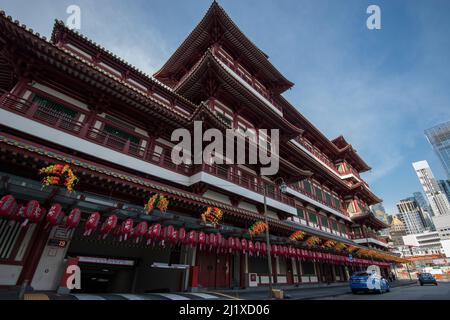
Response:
[349, 271, 390, 294]
[418, 273, 438, 286]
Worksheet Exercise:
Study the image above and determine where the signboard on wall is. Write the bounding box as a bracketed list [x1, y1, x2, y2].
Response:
[78, 256, 135, 266]
[47, 238, 68, 248]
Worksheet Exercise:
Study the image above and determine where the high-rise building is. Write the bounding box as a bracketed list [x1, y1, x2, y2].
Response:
[438, 180, 450, 203]
[413, 191, 435, 230]
[396, 198, 427, 234]
[412, 160, 450, 216]
[425, 121, 450, 180]
[413, 192, 428, 210]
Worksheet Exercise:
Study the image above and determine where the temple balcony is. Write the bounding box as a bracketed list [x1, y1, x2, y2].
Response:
[351, 232, 390, 248]
[0, 90, 353, 224]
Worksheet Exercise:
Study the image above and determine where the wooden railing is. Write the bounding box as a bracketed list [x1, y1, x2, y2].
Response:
[351, 232, 388, 244]
[0, 90, 348, 216]
[295, 136, 340, 174]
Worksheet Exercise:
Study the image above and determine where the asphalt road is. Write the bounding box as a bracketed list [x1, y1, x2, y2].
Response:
[318, 282, 450, 300]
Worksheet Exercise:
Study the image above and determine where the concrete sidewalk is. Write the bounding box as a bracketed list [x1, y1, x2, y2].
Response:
[0, 280, 417, 300]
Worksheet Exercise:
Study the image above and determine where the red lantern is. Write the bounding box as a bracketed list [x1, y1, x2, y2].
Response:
[46, 203, 65, 228]
[169, 228, 178, 245]
[186, 230, 198, 247]
[10, 204, 24, 222]
[261, 242, 267, 256]
[177, 228, 186, 243]
[248, 241, 255, 256]
[198, 232, 207, 250]
[160, 225, 175, 247]
[296, 248, 301, 259]
[290, 247, 296, 259]
[145, 224, 161, 245]
[132, 221, 148, 243]
[234, 237, 241, 252]
[254, 241, 261, 256]
[99, 214, 118, 239]
[271, 244, 278, 257]
[296, 248, 301, 260]
[227, 237, 235, 253]
[219, 235, 227, 253]
[215, 233, 222, 252]
[207, 233, 216, 251]
[151, 224, 162, 240]
[119, 218, 134, 241]
[22, 200, 44, 227]
[277, 245, 283, 257]
[0, 195, 18, 219]
[66, 208, 81, 229]
[83, 212, 100, 236]
[241, 238, 248, 254]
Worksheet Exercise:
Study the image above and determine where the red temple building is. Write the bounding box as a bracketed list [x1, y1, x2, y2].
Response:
[0, 2, 404, 293]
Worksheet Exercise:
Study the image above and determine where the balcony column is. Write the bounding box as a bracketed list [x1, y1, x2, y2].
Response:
[24, 100, 39, 118]
[80, 107, 99, 137]
[10, 77, 30, 97]
[317, 211, 323, 230]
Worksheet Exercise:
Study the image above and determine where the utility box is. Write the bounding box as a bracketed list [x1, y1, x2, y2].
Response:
[272, 289, 284, 300]
[248, 273, 258, 287]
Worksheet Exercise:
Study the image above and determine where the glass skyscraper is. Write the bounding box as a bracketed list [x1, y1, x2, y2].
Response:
[425, 121, 450, 179]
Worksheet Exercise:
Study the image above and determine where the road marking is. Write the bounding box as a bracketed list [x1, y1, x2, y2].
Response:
[116, 294, 147, 300]
[157, 293, 191, 300]
[24, 293, 49, 300]
[73, 294, 106, 300]
[188, 293, 220, 299]
[210, 292, 242, 300]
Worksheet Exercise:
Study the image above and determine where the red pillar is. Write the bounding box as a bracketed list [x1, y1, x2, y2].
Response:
[189, 266, 199, 291]
[17, 219, 52, 287]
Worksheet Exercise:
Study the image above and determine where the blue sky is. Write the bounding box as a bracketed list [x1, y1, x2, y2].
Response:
[1, 0, 450, 214]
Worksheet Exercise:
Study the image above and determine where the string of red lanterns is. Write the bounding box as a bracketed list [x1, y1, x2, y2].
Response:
[0, 195, 392, 267]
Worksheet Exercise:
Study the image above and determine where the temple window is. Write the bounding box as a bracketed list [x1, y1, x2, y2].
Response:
[325, 192, 332, 206]
[303, 180, 312, 194]
[32, 95, 78, 119]
[296, 207, 305, 219]
[308, 211, 318, 225]
[314, 185, 323, 201]
[320, 216, 329, 229]
[103, 124, 140, 144]
[331, 220, 338, 232]
[333, 197, 342, 210]
[151, 145, 164, 162]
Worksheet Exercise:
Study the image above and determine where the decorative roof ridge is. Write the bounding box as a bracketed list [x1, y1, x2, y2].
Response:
[350, 182, 382, 204]
[0, 11, 201, 121]
[176, 49, 304, 136]
[0, 10, 51, 43]
[351, 211, 390, 229]
[277, 94, 372, 171]
[211, 1, 269, 59]
[154, 1, 294, 91]
[49, 19, 196, 109]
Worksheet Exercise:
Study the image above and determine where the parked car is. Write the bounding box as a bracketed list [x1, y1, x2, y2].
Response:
[418, 273, 438, 286]
[349, 271, 390, 294]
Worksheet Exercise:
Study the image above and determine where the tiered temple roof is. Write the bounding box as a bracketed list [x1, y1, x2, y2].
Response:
[154, 1, 294, 93]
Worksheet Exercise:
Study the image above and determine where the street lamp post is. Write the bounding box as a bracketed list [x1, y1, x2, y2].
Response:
[262, 185, 273, 299]
[262, 177, 287, 299]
